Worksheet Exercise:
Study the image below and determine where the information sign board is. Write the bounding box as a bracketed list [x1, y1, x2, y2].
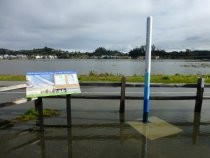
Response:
[26, 71, 81, 98]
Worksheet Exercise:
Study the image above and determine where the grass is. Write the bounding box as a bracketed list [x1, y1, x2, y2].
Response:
[79, 71, 210, 83]
[0, 74, 25, 81]
[15, 108, 60, 122]
[1, 73, 210, 83]
[0, 108, 60, 128]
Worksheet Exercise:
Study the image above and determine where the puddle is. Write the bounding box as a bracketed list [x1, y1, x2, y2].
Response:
[0, 100, 210, 158]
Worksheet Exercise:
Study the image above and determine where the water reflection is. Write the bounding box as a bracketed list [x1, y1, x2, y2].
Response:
[141, 126, 148, 158]
[2, 111, 210, 158]
[32, 113, 130, 158]
[38, 132, 46, 158]
[67, 128, 73, 158]
[119, 113, 125, 145]
[38, 112, 143, 158]
[36, 128, 73, 158]
[193, 112, 201, 145]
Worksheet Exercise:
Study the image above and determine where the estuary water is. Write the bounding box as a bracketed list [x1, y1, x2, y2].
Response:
[0, 59, 210, 75]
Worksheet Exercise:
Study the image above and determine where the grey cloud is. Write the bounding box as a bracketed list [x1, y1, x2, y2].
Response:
[0, 0, 210, 51]
[185, 36, 202, 42]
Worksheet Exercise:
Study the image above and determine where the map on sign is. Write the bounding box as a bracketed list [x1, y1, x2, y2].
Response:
[26, 71, 81, 98]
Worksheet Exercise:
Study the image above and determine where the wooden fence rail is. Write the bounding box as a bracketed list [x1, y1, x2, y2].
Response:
[0, 77, 209, 130]
[0, 78, 209, 112]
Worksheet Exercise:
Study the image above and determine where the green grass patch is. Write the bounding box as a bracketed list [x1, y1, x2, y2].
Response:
[15, 108, 60, 122]
[0, 74, 25, 81]
[79, 73, 210, 83]
[1, 73, 210, 83]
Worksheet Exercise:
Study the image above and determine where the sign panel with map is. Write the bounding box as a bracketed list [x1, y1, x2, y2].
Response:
[26, 71, 81, 98]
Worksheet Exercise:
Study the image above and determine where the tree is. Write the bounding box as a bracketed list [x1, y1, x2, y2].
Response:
[93, 47, 108, 56]
[152, 44, 156, 53]
[128, 46, 145, 59]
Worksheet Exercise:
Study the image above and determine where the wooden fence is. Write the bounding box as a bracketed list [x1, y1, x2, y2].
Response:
[0, 77, 210, 130]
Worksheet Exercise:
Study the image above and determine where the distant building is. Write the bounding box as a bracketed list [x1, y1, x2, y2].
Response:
[152, 56, 160, 60]
[3, 54, 9, 59]
[48, 55, 57, 59]
[17, 54, 27, 59]
[35, 55, 43, 59]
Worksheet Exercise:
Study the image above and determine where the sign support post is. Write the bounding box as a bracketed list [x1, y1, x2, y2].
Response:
[143, 16, 153, 123]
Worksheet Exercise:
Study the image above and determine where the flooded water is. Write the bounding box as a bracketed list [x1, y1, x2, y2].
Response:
[0, 98, 210, 158]
[0, 59, 210, 75]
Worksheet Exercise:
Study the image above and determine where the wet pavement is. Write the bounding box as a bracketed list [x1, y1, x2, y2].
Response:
[0, 82, 210, 158]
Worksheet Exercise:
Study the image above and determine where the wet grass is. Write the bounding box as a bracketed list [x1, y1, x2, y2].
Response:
[79, 71, 210, 83]
[1, 73, 210, 83]
[15, 108, 60, 122]
[0, 74, 25, 81]
[0, 108, 60, 129]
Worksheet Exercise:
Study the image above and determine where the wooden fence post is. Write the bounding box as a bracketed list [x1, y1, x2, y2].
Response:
[35, 97, 44, 131]
[66, 94, 72, 128]
[194, 78, 205, 113]
[119, 76, 126, 113]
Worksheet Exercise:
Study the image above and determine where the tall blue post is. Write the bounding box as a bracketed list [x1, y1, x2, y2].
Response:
[143, 16, 153, 123]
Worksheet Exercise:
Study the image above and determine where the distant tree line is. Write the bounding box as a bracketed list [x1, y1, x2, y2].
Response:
[128, 45, 210, 59]
[1, 46, 210, 59]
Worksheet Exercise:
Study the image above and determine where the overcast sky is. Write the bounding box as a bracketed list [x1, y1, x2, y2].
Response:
[0, 0, 210, 52]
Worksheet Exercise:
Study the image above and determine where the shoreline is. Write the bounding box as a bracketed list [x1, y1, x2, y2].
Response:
[0, 74, 210, 83]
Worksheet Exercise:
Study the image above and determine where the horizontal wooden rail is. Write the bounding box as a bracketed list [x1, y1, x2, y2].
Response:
[1, 78, 210, 109]
[0, 77, 209, 131]
[0, 84, 26, 92]
[46, 95, 197, 100]
[0, 98, 36, 108]
[81, 82, 210, 88]
[1, 95, 208, 109]
[3, 95, 209, 108]
[1, 82, 210, 91]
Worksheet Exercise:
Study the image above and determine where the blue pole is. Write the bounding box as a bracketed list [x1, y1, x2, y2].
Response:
[143, 16, 153, 123]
